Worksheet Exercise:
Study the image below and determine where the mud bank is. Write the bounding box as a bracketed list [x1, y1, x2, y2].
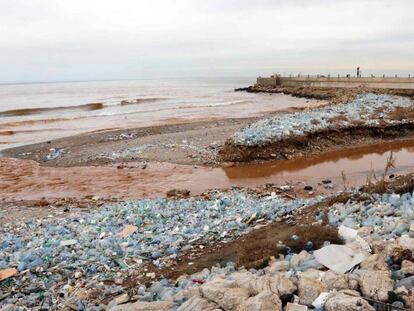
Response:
[236, 85, 414, 104]
[221, 124, 414, 163]
[221, 93, 414, 163]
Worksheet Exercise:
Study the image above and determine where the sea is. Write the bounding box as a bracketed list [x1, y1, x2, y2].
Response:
[0, 78, 311, 149]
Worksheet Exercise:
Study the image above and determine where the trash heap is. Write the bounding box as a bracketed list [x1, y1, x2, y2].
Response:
[104, 191, 414, 310]
[230, 93, 414, 146]
[0, 190, 320, 309]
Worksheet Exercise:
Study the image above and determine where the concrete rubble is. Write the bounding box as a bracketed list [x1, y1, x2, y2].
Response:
[230, 93, 414, 146]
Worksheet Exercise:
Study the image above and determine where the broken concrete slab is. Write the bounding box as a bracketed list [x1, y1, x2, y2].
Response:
[314, 244, 367, 274]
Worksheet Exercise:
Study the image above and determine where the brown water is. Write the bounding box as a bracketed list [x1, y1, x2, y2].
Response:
[224, 139, 414, 187]
[2, 139, 414, 201]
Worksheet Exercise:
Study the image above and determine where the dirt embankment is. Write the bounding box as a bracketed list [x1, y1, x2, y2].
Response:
[220, 123, 414, 163]
[236, 85, 414, 104]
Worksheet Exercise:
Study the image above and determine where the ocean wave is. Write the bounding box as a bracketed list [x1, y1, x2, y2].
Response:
[0, 98, 168, 118]
[0, 103, 105, 117]
[120, 97, 165, 105]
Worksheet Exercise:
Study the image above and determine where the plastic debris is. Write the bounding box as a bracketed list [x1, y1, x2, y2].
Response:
[0, 268, 17, 282]
[314, 244, 367, 274]
[312, 292, 330, 309]
[230, 94, 414, 146]
[45, 148, 64, 161]
[118, 224, 138, 238]
[338, 225, 358, 242]
[60, 239, 77, 247]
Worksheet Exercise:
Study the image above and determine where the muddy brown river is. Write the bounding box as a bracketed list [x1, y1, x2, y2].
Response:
[2, 139, 414, 201]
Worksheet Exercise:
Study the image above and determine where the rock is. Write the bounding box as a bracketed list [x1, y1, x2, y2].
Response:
[299, 268, 323, 281]
[110, 293, 130, 305]
[325, 292, 375, 311]
[231, 273, 296, 298]
[109, 301, 173, 311]
[405, 291, 414, 310]
[173, 287, 201, 302]
[269, 260, 289, 273]
[358, 270, 393, 301]
[401, 260, 414, 274]
[274, 275, 297, 297]
[339, 289, 361, 297]
[298, 278, 327, 306]
[236, 290, 282, 311]
[285, 303, 308, 311]
[200, 279, 250, 311]
[396, 275, 414, 290]
[360, 254, 388, 271]
[398, 235, 414, 253]
[290, 254, 300, 269]
[389, 245, 412, 264]
[322, 270, 348, 291]
[298, 251, 312, 264]
[177, 296, 219, 311]
[346, 274, 360, 291]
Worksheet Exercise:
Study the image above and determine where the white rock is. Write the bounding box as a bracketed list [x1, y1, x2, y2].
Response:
[399, 235, 414, 251]
[298, 278, 327, 306]
[314, 245, 366, 274]
[173, 287, 201, 301]
[109, 301, 173, 311]
[231, 273, 296, 297]
[177, 296, 219, 311]
[200, 279, 249, 311]
[322, 270, 348, 291]
[290, 254, 300, 269]
[358, 270, 393, 302]
[236, 290, 282, 311]
[401, 260, 414, 274]
[360, 254, 387, 271]
[269, 260, 289, 273]
[325, 292, 375, 311]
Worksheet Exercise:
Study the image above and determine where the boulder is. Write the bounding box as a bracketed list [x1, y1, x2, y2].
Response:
[236, 290, 282, 311]
[346, 274, 360, 291]
[269, 260, 289, 273]
[358, 270, 393, 301]
[322, 270, 348, 291]
[325, 293, 375, 311]
[399, 235, 414, 252]
[200, 280, 250, 311]
[290, 254, 300, 269]
[108, 301, 173, 311]
[177, 296, 219, 311]
[173, 287, 201, 302]
[360, 254, 388, 271]
[231, 273, 296, 297]
[298, 278, 327, 306]
[275, 275, 297, 297]
[401, 260, 414, 274]
[372, 241, 411, 263]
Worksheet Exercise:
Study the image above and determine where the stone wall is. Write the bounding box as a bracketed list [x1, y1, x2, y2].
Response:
[256, 76, 414, 89]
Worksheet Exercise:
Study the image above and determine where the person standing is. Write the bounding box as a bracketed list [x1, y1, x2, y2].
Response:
[356, 67, 360, 78]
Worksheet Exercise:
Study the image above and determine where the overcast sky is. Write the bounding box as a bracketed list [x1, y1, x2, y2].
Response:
[1, 0, 413, 83]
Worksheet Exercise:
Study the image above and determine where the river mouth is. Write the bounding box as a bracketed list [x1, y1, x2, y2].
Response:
[2, 138, 414, 201]
[224, 138, 414, 187]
